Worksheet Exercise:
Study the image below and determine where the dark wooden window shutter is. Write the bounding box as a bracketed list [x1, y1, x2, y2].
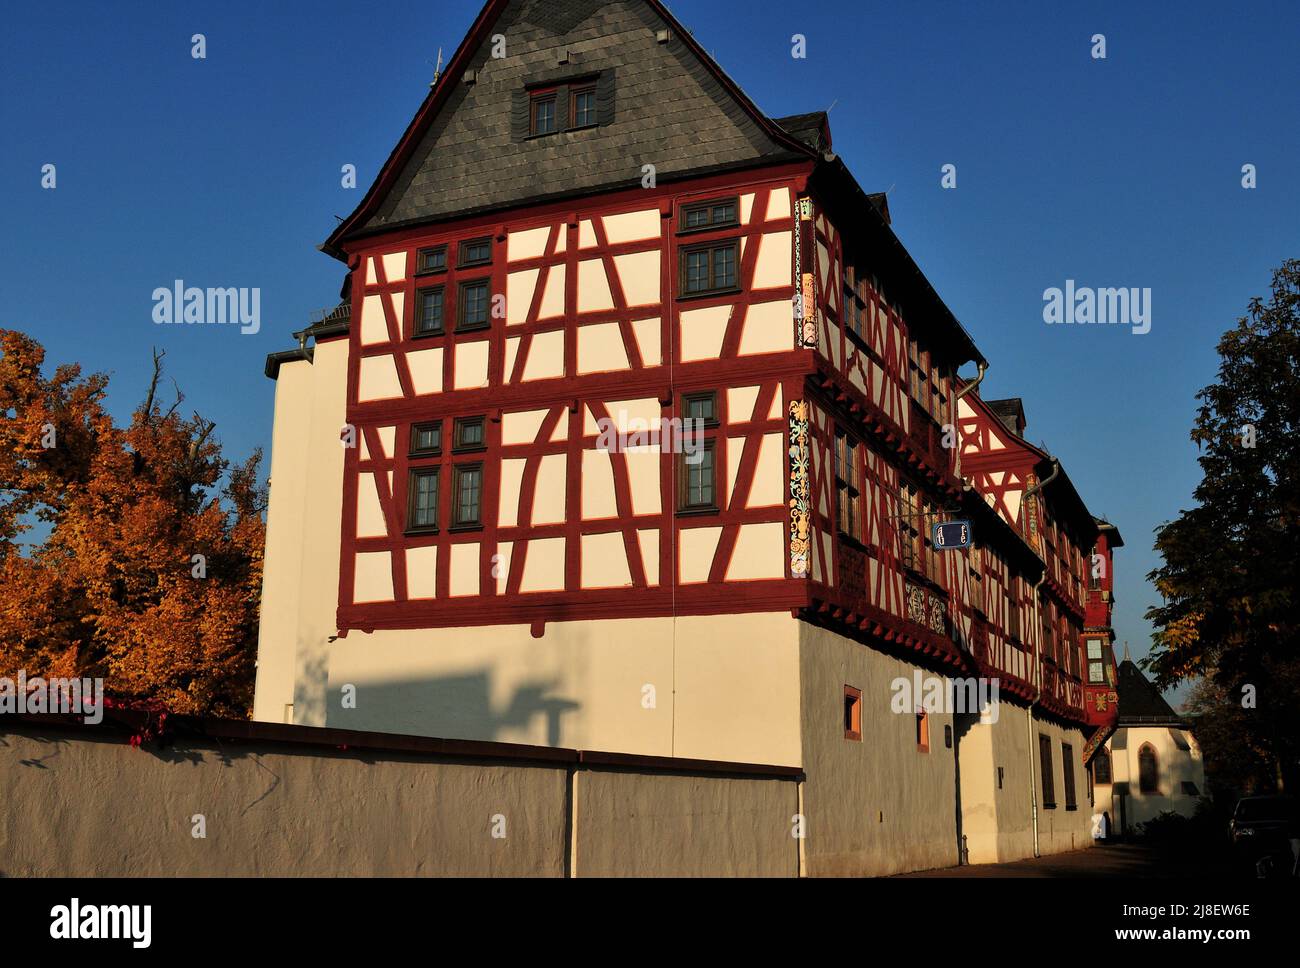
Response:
[554, 85, 571, 132]
[595, 69, 615, 125]
[510, 88, 529, 141]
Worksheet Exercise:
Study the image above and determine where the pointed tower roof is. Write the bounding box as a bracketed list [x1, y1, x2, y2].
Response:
[1115, 654, 1184, 725]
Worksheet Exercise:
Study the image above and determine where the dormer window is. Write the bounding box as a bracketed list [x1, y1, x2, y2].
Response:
[530, 88, 558, 136]
[571, 84, 597, 127]
[515, 74, 610, 142]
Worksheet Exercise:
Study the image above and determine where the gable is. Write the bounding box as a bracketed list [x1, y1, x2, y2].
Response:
[337, 0, 811, 250]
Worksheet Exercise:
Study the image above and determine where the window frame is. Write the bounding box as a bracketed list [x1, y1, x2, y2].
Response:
[1138, 743, 1159, 794]
[1086, 638, 1107, 684]
[681, 390, 719, 428]
[1093, 747, 1112, 785]
[452, 415, 487, 454]
[405, 467, 440, 535]
[415, 285, 446, 337]
[528, 89, 558, 137]
[457, 237, 493, 269]
[451, 462, 484, 530]
[409, 421, 442, 457]
[843, 685, 862, 741]
[678, 239, 741, 298]
[456, 278, 491, 332]
[678, 196, 740, 234]
[569, 83, 597, 129]
[677, 437, 719, 515]
[1039, 733, 1056, 809]
[916, 709, 930, 753]
[834, 428, 862, 543]
[416, 245, 447, 276]
[1062, 742, 1077, 810]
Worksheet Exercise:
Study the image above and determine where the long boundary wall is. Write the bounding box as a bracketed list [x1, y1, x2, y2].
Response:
[0, 714, 799, 878]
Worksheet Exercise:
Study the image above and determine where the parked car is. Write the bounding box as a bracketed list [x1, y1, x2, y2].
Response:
[1230, 796, 1298, 877]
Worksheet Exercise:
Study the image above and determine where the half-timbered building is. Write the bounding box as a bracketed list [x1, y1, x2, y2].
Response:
[254, 0, 1121, 875]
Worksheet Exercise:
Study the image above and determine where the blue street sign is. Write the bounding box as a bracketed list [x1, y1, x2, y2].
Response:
[933, 520, 972, 550]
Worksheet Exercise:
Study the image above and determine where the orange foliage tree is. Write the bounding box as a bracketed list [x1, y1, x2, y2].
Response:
[0, 330, 265, 717]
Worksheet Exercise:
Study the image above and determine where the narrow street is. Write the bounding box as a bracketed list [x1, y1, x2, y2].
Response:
[896, 844, 1243, 878]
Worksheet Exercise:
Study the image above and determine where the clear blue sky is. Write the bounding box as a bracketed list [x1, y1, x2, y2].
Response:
[3, 1, 1297, 699]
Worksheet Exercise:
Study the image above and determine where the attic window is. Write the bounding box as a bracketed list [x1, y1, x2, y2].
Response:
[530, 89, 558, 136]
[570, 84, 597, 128]
[516, 74, 610, 142]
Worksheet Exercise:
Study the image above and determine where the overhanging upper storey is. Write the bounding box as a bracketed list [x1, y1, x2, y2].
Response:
[323, 0, 819, 261]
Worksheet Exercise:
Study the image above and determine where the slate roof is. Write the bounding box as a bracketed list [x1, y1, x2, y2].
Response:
[1116, 659, 1184, 725]
[773, 111, 831, 153]
[333, 0, 817, 249]
[985, 398, 1026, 437]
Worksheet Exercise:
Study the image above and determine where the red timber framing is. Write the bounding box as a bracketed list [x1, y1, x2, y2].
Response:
[955, 387, 1101, 723]
[335, 165, 819, 632]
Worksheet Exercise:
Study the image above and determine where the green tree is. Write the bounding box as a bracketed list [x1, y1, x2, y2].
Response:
[1146, 259, 1300, 791]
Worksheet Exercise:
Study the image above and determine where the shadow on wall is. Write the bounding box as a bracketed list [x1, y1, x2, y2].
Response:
[293, 635, 330, 726]
[326, 670, 581, 746]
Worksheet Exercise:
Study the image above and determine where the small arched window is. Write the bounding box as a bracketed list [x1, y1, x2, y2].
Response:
[1093, 747, 1112, 784]
[1138, 743, 1159, 794]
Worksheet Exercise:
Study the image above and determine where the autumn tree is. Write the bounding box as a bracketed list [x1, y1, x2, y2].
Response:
[0, 330, 265, 717]
[1146, 259, 1300, 792]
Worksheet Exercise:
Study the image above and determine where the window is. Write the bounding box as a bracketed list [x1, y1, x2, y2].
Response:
[529, 90, 557, 135]
[843, 686, 862, 741]
[841, 262, 870, 342]
[1093, 747, 1112, 785]
[1008, 584, 1022, 641]
[944, 724, 953, 749]
[406, 468, 439, 533]
[452, 464, 483, 528]
[1138, 744, 1159, 794]
[570, 84, 597, 127]
[1086, 639, 1106, 684]
[834, 430, 861, 541]
[410, 421, 441, 456]
[680, 240, 739, 296]
[680, 197, 739, 232]
[1039, 734, 1056, 808]
[417, 246, 447, 274]
[458, 238, 492, 268]
[916, 710, 930, 753]
[1180, 781, 1200, 796]
[458, 280, 490, 331]
[898, 482, 919, 570]
[1062, 742, 1077, 809]
[997, 766, 1005, 790]
[678, 439, 717, 513]
[898, 481, 942, 582]
[969, 547, 985, 614]
[682, 391, 718, 427]
[453, 415, 486, 452]
[415, 287, 444, 336]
